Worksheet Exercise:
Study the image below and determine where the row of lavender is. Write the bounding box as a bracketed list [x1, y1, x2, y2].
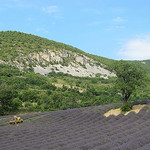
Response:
[0, 103, 150, 150]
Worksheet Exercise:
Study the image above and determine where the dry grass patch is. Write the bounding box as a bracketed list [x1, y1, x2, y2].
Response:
[104, 104, 146, 117]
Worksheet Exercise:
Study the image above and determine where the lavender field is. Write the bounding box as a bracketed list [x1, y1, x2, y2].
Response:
[1, 103, 150, 150]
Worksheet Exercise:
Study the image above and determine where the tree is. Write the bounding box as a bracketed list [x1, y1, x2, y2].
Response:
[20, 90, 38, 102]
[12, 98, 22, 110]
[0, 83, 18, 112]
[113, 60, 146, 104]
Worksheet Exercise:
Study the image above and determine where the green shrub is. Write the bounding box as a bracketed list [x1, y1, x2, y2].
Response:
[23, 101, 37, 111]
[0, 107, 4, 115]
[120, 103, 133, 112]
[95, 73, 101, 77]
[28, 105, 36, 111]
[39, 104, 49, 111]
[24, 101, 33, 107]
[12, 98, 22, 110]
[91, 78, 97, 83]
[20, 90, 38, 102]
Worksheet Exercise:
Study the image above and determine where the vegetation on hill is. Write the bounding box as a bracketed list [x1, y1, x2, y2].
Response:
[113, 60, 147, 104]
[0, 63, 149, 114]
[0, 31, 150, 114]
[130, 60, 150, 78]
[0, 64, 120, 114]
[0, 31, 149, 71]
[0, 31, 113, 67]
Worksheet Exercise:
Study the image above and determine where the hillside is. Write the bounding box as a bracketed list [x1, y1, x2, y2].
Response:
[1, 103, 150, 150]
[0, 60, 149, 114]
[0, 31, 150, 114]
[130, 60, 150, 78]
[0, 31, 115, 78]
[0, 31, 150, 78]
[0, 63, 121, 114]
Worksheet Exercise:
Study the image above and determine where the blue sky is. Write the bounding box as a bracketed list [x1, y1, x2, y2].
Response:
[1, 0, 150, 60]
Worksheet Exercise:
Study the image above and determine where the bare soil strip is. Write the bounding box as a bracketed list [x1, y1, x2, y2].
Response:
[104, 104, 146, 117]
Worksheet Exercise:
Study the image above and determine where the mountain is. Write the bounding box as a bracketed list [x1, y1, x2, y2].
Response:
[130, 60, 150, 78]
[0, 31, 150, 114]
[1, 31, 150, 78]
[0, 31, 116, 79]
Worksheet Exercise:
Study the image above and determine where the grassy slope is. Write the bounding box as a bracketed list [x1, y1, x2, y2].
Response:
[0, 63, 120, 114]
[129, 60, 150, 78]
[0, 31, 113, 66]
[0, 31, 150, 113]
[0, 31, 149, 75]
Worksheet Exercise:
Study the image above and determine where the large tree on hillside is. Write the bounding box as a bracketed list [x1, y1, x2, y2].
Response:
[113, 60, 146, 104]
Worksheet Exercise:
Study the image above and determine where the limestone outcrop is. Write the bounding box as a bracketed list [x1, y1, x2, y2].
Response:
[75, 56, 86, 65]
[28, 49, 115, 78]
[4, 48, 115, 78]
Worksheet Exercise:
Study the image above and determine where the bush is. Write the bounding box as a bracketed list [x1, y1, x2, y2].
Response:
[120, 103, 133, 112]
[41, 83, 56, 90]
[24, 101, 33, 107]
[0, 83, 18, 111]
[91, 78, 97, 83]
[12, 98, 22, 110]
[39, 104, 49, 111]
[23, 101, 36, 111]
[0, 107, 4, 115]
[20, 90, 38, 102]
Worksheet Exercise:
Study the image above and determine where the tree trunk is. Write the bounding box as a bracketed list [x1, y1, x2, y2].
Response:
[122, 96, 127, 104]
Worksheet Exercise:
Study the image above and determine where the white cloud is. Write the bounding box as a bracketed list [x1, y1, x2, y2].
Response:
[42, 6, 58, 14]
[113, 17, 125, 23]
[118, 36, 150, 60]
[36, 28, 49, 33]
[106, 25, 125, 31]
[1, 1, 35, 9]
[106, 17, 125, 31]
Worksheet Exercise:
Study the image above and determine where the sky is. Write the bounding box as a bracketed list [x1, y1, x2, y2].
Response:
[0, 0, 150, 60]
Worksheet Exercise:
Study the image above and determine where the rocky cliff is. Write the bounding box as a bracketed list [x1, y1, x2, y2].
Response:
[0, 31, 115, 78]
[27, 49, 115, 78]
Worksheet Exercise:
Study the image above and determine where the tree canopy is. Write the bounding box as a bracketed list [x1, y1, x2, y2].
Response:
[113, 60, 147, 104]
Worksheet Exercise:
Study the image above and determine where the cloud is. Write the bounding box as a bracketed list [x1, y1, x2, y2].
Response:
[42, 6, 58, 14]
[118, 36, 150, 60]
[1, 0, 35, 9]
[106, 25, 125, 31]
[113, 17, 125, 23]
[36, 28, 49, 33]
[106, 17, 126, 31]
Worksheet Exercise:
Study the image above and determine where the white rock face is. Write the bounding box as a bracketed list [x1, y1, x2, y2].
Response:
[75, 56, 86, 65]
[30, 51, 64, 63]
[4, 49, 115, 79]
[34, 65, 52, 75]
[39, 52, 50, 62]
[33, 62, 115, 78]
